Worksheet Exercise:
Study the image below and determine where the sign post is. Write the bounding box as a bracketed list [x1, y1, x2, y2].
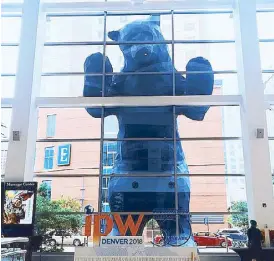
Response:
[204, 217, 209, 233]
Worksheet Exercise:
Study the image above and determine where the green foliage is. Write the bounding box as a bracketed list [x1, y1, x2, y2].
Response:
[37, 182, 49, 199]
[147, 219, 159, 229]
[35, 185, 83, 251]
[228, 201, 248, 228]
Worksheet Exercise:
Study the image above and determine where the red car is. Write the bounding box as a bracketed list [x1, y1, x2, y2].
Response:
[153, 232, 232, 248]
[194, 232, 232, 248]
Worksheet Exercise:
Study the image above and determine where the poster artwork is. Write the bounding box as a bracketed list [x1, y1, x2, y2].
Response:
[3, 189, 35, 225]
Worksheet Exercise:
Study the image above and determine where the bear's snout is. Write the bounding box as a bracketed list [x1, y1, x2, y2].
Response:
[131, 45, 153, 62]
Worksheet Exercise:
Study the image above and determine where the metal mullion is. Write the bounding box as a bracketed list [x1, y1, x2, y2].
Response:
[35, 211, 248, 216]
[106, 11, 172, 16]
[98, 11, 107, 214]
[1, 43, 19, 47]
[2, 1, 274, 13]
[40, 70, 238, 76]
[35, 95, 243, 108]
[1, 74, 16, 77]
[260, 39, 274, 42]
[171, 9, 180, 244]
[34, 173, 247, 178]
[174, 10, 232, 15]
[257, 9, 274, 13]
[1, 98, 13, 108]
[36, 136, 242, 143]
[263, 69, 274, 73]
[47, 12, 105, 17]
[1, 14, 22, 18]
[45, 10, 235, 17]
[43, 39, 237, 46]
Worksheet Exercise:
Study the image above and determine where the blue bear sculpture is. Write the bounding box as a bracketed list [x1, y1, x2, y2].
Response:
[83, 15, 214, 246]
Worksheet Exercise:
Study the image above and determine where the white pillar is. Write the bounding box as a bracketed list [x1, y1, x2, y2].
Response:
[234, 0, 274, 229]
[5, 0, 46, 182]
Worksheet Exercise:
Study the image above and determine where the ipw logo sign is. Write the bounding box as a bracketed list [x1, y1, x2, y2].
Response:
[85, 214, 144, 245]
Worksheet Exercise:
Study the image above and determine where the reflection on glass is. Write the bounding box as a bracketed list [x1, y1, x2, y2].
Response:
[42, 46, 103, 73]
[260, 42, 274, 70]
[45, 16, 104, 42]
[1, 17, 21, 43]
[174, 13, 235, 40]
[1, 47, 19, 74]
[83, 14, 214, 247]
[175, 44, 236, 71]
[1, 109, 12, 179]
[1, 77, 15, 98]
[266, 107, 274, 190]
[263, 73, 274, 94]
[257, 12, 274, 39]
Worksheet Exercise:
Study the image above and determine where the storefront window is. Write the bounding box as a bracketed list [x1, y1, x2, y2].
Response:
[3, 1, 274, 253]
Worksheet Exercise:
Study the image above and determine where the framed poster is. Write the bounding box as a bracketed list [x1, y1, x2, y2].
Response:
[1, 182, 38, 237]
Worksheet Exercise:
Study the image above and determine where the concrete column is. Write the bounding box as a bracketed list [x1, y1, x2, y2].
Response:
[5, 0, 46, 181]
[233, 0, 274, 231]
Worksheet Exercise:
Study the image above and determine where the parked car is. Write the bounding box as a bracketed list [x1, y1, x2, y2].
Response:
[154, 231, 232, 248]
[193, 232, 233, 248]
[217, 228, 248, 242]
[46, 231, 86, 246]
[154, 234, 164, 246]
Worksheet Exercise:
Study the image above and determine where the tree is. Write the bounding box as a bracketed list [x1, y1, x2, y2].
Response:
[35, 186, 82, 250]
[228, 201, 248, 228]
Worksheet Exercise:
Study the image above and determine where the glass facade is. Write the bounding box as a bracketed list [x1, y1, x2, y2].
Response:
[1, 0, 274, 253]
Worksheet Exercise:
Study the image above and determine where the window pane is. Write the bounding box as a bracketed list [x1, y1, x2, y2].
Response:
[36, 141, 100, 174]
[257, 12, 274, 39]
[40, 13, 238, 97]
[266, 107, 274, 192]
[1, 17, 21, 43]
[175, 43, 236, 71]
[189, 176, 247, 212]
[37, 108, 101, 139]
[107, 14, 172, 41]
[1, 47, 19, 74]
[106, 44, 172, 73]
[178, 106, 242, 138]
[1, 77, 15, 98]
[260, 42, 274, 71]
[1, 107, 11, 179]
[266, 106, 274, 137]
[181, 140, 244, 175]
[42, 46, 103, 73]
[1, 108, 12, 140]
[44, 147, 54, 170]
[103, 107, 175, 139]
[34, 176, 99, 212]
[263, 73, 274, 94]
[174, 13, 235, 40]
[46, 114, 56, 137]
[42, 180, 52, 199]
[45, 16, 104, 42]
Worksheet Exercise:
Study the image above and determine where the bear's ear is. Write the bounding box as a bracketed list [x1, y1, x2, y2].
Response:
[108, 30, 120, 41]
[148, 15, 160, 26]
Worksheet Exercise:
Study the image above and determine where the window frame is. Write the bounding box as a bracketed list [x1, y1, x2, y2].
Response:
[44, 146, 55, 170]
[1, 1, 274, 243]
[46, 114, 56, 138]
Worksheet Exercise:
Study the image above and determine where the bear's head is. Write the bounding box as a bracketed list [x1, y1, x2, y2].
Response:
[108, 15, 171, 70]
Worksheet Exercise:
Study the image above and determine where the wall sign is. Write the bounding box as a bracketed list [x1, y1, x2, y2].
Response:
[57, 144, 71, 166]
